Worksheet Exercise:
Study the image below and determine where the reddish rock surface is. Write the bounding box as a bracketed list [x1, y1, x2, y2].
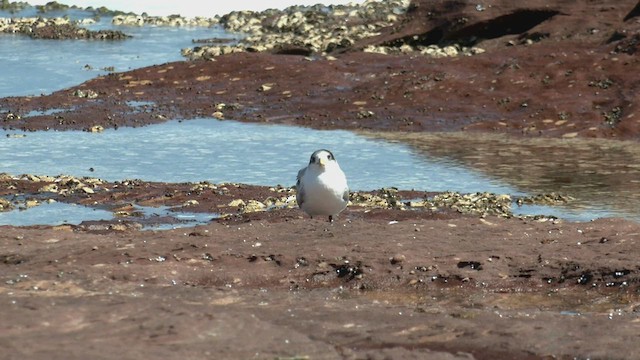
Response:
[2, 0, 640, 139]
[2, 1, 640, 359]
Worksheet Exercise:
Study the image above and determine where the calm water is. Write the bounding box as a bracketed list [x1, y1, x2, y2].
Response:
[0, 118, 519, 193]
[0, 119, 537, 227]
[1, 118, 635, 224]
[0, 201, 113, 226]
[368, 132, 640, 222]
[0, 201, 214, 228]
[0, 9, 233, 97]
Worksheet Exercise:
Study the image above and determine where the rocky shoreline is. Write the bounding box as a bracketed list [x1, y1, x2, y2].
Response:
[0, 171, 576, 225]
[0, 16, 129, 39]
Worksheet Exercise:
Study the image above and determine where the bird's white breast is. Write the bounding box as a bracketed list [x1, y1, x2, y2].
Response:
[300, 165, 348, 216]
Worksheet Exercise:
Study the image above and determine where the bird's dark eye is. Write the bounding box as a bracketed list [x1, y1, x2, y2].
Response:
[328, 154, 334, 160]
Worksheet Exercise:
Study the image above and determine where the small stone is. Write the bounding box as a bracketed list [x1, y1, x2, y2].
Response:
[182, 199, 199, 207]
[38, 184, 58, 193]
[390, 254, 406, 265]
[25, 200, 39, 208]
[562, 132, 579, 138]
[258, 83, 274, 92]
[357, 110, 375, 118]
[228, 199, 246, 207]
[244, 200, 266, 213]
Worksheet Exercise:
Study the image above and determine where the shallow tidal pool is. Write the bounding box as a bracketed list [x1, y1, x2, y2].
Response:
[1, 118, 637, 225]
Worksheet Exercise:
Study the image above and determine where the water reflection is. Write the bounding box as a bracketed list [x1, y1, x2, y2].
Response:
[0, 118, 519, 194]
[364, 131, 640, 221]
[1, 119, 637, 223]
[0, 201, 214, 229]
[0, 201, 112, 226]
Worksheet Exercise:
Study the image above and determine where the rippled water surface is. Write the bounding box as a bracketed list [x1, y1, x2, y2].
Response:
[1, 118, 637, 223]
[0, 201, 113, 226]
[367, 131, 640, 222]
[0, 119, 548, 227]
[0, 201, 214, 229]
[0, 118, 519, 193]
[0, 8, 233, 97]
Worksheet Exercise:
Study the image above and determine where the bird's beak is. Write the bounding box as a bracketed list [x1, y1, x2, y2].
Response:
[319, 158, 327, 167]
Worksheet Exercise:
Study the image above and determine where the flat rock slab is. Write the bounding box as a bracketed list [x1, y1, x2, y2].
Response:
[1, 213, 639, 359]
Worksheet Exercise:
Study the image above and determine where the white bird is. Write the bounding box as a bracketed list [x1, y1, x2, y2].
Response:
[296, 149, 349, 222]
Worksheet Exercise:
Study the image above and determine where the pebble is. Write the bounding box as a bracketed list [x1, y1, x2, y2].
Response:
[390, 254, 406, 264]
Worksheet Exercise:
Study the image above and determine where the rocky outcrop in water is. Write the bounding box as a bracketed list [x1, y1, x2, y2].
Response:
[181, 0, 417, 60]
[112, 14, 219, 27]
[0, 17, 130, 39]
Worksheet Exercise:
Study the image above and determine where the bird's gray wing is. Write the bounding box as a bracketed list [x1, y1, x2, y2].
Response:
[296, 167, 306, 207]
[342, 187, 350, 202]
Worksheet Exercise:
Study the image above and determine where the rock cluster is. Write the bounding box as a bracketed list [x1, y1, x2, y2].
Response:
[0, 173, 106, 213]
[181, 0, 412, 60]
[430, 191, 512, 217]
[112, 14, 218, 27]
[0, 17, 129, 39]
[23, 173, 105, 195]
[350, 189, 514, 218]
[363, 43, 485, 57]
[0, 198, 12, 212]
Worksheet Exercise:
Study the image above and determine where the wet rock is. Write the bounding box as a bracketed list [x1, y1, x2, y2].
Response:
[244, 200, 266, 213]
[30, 23, 130, 40]
[112, 14, 219, 27]
[182, 199, 199, 207]
[516, 193, 574, 206]
[89, 125, 104, 133]
[73, 89, 98, 99]
[38, 184, 59, 193]
[264, 195, 296, 209]
[0, 17, 131, 40]
[431, 192, 512, 217]
[211, 111, 224, 119]
[190, 182, 218, 192]
[181, 0, 412, 60]
[258, 83, 274, 92]
[0, 198, 13, 212]
[24, 199, 40, 208]
[228, 199, 246, 208]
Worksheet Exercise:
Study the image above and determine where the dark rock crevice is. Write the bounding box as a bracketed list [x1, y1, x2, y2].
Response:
[384, 9, 561, 48]
[443, 9, 561, 45]
[623, 1, 640, 21]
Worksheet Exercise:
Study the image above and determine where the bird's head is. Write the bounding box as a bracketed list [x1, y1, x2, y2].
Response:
[309, 149, 338, 169]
